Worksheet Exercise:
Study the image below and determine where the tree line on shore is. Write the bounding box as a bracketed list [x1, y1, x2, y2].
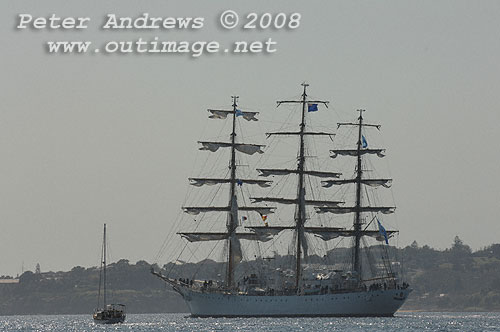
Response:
[0, 236, 499, 315]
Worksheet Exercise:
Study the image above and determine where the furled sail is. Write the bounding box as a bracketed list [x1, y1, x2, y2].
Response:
[189, 178, 272, 188]
[231, 237, 243, 264]
[330, 149, 386, 158]
[178, 231, 277, 243]
[257, 168, 341, 178]
[199, 141, 265, 155]
[321, 179, 392, 188]
[238, 207, 275, 214]
[189, 178, 230, 187]
[183, 206, 275, 215]
[178, 232, 228, 242]
[207, 109, 258, 121]
[266, 131, 335, 138]
[337, 122, 381, 129]
[250, 197, 343, 206]
[315, 206, 396, 214]
[304, 228, 398, 241]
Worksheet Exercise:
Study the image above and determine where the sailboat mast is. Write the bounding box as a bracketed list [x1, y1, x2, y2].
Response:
[103, 223, 107, 306]
[226, 95, 239, 288]
[294, 83, 308, 289]
[353, 110, 364, 278]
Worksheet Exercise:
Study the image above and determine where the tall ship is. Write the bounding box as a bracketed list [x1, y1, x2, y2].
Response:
[152, 84, 411, 316]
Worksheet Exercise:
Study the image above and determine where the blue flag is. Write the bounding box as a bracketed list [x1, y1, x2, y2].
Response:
[362, 135, 368, 148]
[235, 109, 243, 117]
[377, 218, 389, 244]
[308, 103, 318, 112]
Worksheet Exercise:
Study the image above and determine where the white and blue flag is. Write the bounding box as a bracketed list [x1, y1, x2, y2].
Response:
[362, 135, 368, 148]
[377, 218, 389, 244]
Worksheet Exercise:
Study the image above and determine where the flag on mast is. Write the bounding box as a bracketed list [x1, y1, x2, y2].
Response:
[362, 135, 368, 148]
[307, 103, 318, 112]
[377, 218, 389, 244]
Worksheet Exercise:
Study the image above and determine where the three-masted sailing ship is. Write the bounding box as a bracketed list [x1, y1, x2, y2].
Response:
[152, 85, 411, 316]
[93, 224, 126, 324]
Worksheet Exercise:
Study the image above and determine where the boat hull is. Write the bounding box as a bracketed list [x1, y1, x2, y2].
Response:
[175, 287, 411, 317]
[93, 316, 126, 324]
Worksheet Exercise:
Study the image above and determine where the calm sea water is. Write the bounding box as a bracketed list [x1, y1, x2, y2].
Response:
[0, 312, 499, 332]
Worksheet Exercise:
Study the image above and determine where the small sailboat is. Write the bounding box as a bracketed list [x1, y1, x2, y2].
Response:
[93, 223, 126, 324]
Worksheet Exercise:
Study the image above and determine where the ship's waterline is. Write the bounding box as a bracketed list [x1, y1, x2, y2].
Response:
[177, 288, 412, 317]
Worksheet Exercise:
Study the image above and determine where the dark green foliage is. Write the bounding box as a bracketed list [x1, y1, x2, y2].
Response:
[0, 261, 186, 315]
[1, 237, 499, 315]
[401, 237, 500, 311]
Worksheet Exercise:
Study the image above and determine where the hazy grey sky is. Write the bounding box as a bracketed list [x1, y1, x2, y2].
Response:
[1, 0, 500, 276]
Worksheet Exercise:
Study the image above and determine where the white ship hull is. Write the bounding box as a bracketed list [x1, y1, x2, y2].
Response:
[175, 287, 411, 317]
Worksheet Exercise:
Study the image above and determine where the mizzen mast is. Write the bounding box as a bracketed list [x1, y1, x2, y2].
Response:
[317, 110, 396, 279]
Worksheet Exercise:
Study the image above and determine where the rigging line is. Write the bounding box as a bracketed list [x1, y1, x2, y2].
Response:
[258, 228, 289, 258]
[166, 238, 190, 278]
[166, 175, 226, 278]
[166, 106, 231, 277]
[183, 167, 239, 272]
[183, 236, 202, 264]
[189, 117, 230, 179]
[255, 103, 296, 167]
[186, 110, 212, 189]
[362, 237, 378, 278]
[377, 240, 392, 278]
[362, 215, 378, 232]
[381, 242, 393, 277]
[97, 235, 104, 309]
[191, 239, 224, 280]
[106, 233, 113, 267]
[153, 208, 184, 263]
[154, 218, 181, 263]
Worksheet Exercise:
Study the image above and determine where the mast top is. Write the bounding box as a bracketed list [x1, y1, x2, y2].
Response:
[231, 96, 239, 107]
[276, 83, 329, 107]
[301, 82, 309, 97]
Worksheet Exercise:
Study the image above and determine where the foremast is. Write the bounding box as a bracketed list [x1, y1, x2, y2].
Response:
[179, 97, 274, 290]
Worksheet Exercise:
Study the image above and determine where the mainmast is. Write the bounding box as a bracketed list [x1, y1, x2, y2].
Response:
[294, 83, 308, 289]
[254, 83, 331, 290]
